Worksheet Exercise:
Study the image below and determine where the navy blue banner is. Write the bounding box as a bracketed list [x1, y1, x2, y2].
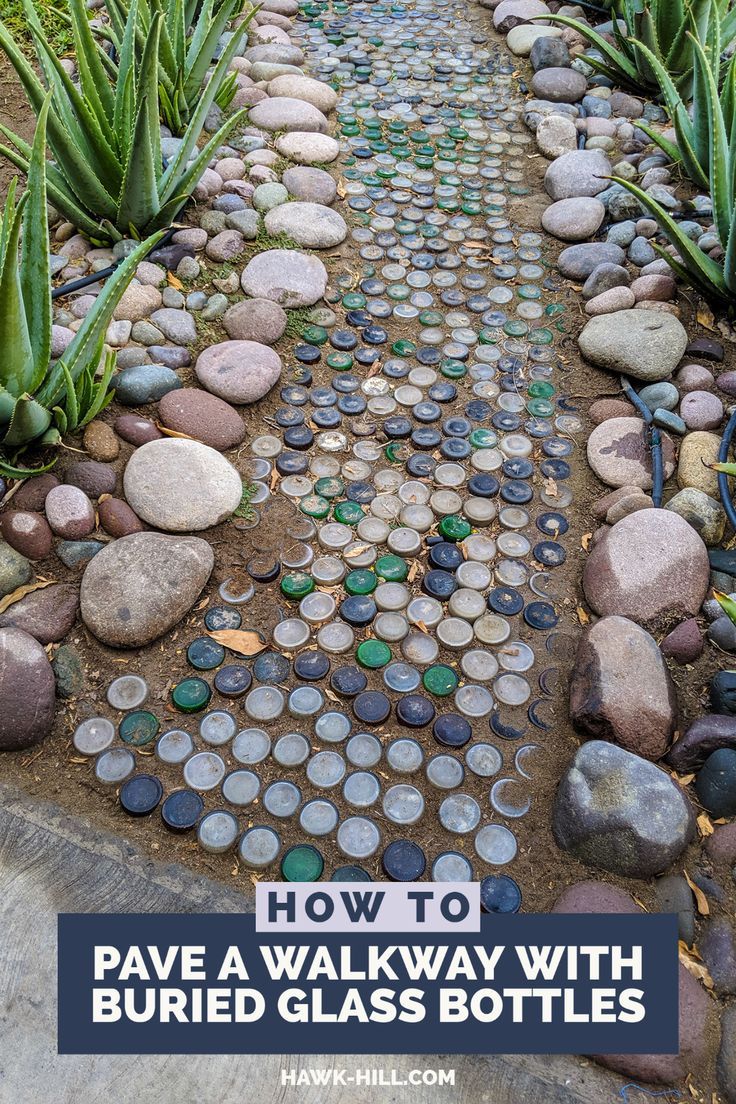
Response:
[57, 912, 678, 1055]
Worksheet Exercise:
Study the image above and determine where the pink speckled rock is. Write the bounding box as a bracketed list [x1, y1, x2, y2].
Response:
[675, 363, 715, 391]
[630, 273, 676, 302]
[680, 389, 724, 430]
[44, 485, 95, 539]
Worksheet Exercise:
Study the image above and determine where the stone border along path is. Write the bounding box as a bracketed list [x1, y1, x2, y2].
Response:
[0, 0, 732, 1096]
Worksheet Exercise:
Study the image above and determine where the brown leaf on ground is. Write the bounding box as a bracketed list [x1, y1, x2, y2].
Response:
[679, 942, 714, 988]
[684, 870, 710, 916]
[206, 629, 267, 656]
[697, 812, 715, 838]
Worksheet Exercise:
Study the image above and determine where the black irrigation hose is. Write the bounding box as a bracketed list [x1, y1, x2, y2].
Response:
[620, 374, 664, 508]
[718, 408, 736, 532]
[51, 221, 179, 300]
[52, 156, 179, 301]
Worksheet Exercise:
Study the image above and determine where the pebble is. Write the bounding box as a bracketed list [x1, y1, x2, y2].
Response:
[696, 748, 736, 817]
[584, 286, 635, 315]
[113, 363, 183, 404]
[158, 389, 246, 451]
[52, 643, 84, 699]
[578, 310, 688, 381]
[677, 431, 721, 496]
[570, 615, 677, 759]
[253, 182, 289, 212]
[638, 382, 679, 412]
[55, 540, 104, 568]
[582, 508, 710, 630]
[660, 618, 704, 665]
[668, 715, 736, 770]
[676, 363, 714, 390]
[529, 36, 570, 70]
[506, 24, 562, 55]
[64, 460, 116, 499]
[581, 264, 630, 300]
[0, 511, 53, 560]
[655, 874, 695, 944]
[267, 74, 338, 114]
[275, 131, 340, 164]
[97, 498, 144, 539]
[11, 474, 59, 512]
[535, 114, 578, 158]
[0, 583, 79, 644]
[249, 96, 330, 134]
[80, 532, 214, 647]
[665, 487, 725, 546]
[558, 242, 625, 281]
[586, 417, 674, 490]
[530, 67, 587, 102]
[544, 149, 612, 200]
[195, 340, 282, 404]
[701, 919, 736, 995]
[282, 165, 337, 205]
[123, 439, 243, 531]
[680, 389, 724, 431]
[205, 230, 245, 262]
[541, 197, 605, 241]
[240, 248, 328, 307]
[83, 421, 119, 462]
[553, 740, 695, 876]
[0, 627, 56, 749]
[223, 297, 288, 344]
[113, 415, 162, 446]
[264, 201, 348, 248]
[44, 485, 95, 539]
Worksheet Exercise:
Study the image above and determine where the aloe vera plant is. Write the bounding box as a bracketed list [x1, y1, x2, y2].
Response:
[0, 97, 162, 478]
[614, 29, 736, 307]
[99, 0, 255, 137]
[0, 0, 249, 242]
[539, 0, 736, 97]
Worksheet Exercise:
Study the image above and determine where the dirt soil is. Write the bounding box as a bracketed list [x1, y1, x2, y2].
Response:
[0, 22, 733, 1094]
[0, 56, 34, 200]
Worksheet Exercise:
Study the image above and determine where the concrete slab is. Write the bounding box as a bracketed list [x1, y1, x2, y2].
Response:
[0, 783, 623, 1103]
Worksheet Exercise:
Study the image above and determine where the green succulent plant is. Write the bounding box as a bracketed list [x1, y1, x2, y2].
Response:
[0, 96, 162, 478]
[0, 0, 249, 243]
[99, 0, 257, 137]
[538, 0, 736, 98]
[614, 27, 736, 307]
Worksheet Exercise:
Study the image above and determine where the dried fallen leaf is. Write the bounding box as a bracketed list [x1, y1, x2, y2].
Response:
[0, 579, 55, 615]
[678, 941, 714, 989]
[167, 272, 184, 290]
[581, 531, 592, 552]
[697, 812, 715, 838]
[416, 620, 429, 634]
[697, 303, 716, 331]
[156, 423, 196, 440]
[576, 605, 590, 625]
[684, 870, 710, 916]
[336, 178, 347, 198]
[206, 629, 267, 656]
[344, 544, 370, 558]
[543, 476, 558, 498]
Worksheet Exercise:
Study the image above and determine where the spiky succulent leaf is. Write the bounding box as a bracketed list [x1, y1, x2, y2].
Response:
[614, 176, 731, 303]
[2, 394, 53, 448]
[20, 93, 52, 391]
[714, 591, 736, 627]
[39, 232, 163, 408]
[0, 196, 34, 403]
